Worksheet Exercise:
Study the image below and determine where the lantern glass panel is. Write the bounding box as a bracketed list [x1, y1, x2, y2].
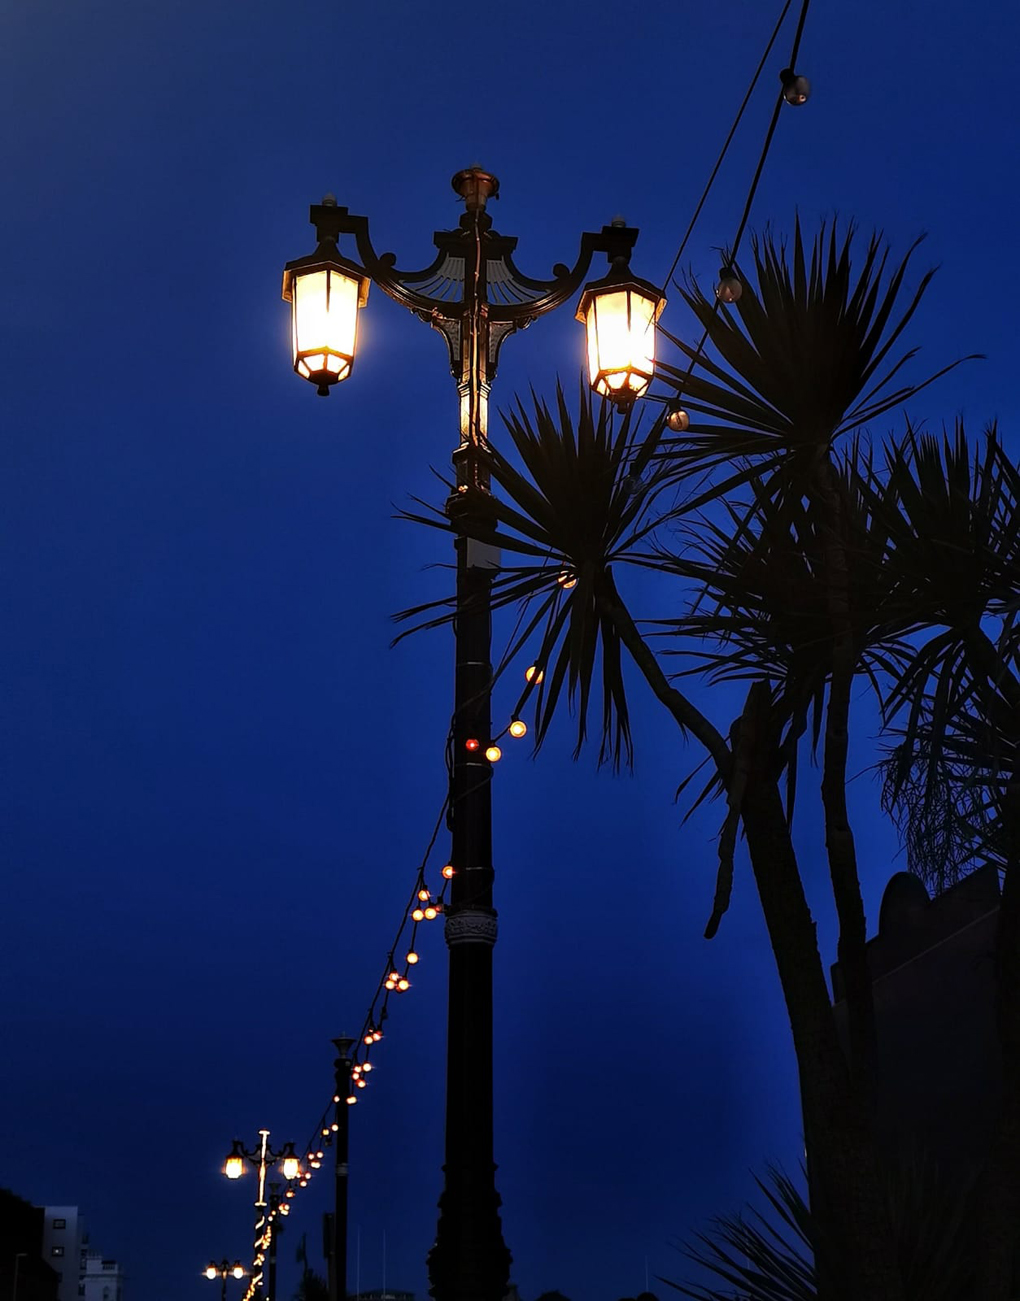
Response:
[585, 286, 659, 399]
[292, 267, 360, 382]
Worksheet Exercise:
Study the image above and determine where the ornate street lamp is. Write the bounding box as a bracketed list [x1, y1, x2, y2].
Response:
[282, 167, 662, 1301]
[221, 1129, 300, 1301]
[204, 1260, 246, 1301]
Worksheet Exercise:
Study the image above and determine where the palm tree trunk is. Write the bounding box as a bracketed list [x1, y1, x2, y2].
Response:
[812, 455, 879, 1112]
[738, 683, 904, 1301]
[598, 571, 903, 1299]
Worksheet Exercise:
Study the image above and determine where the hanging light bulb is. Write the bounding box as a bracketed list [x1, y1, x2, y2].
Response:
[442, 864, 455, 879]
[525, 666, 544, 684]
[363, 1032, 374, 1045]
[346, 1095, 357, 1105]
[362, 1062, 373, 1073]
[356, 1078, 367, 1088]
[331, 1122, 339, 1132]
[206, 1266, 219, 1281]
[666, 406, 690, 432]
[485, 745, 502, 762]
[397, 977, 410, 991]
[780, 67, 810, 104]
[417, 888, 430, 902]
[509, 719, 527, 738]
[406, 951, 419, 964]
[557, 571, 577, 590]
[411, 907, 425, 922]
[465, 738, 480, 751]
[372, 1029, 383, 1042]
[424, 905, 437, 920]
[716, 266, 742, 303]
[384, 977, 396, 990]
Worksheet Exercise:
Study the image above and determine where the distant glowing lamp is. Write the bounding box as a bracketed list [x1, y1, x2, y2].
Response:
[232, 1265, 245, 1280]
[205, 1266, 219, 1281]
[223, 1141, 247, 1180]
[279, 1142, 301, 1181]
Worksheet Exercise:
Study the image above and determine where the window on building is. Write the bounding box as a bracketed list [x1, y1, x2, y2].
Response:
[52, 1247, 65, 1257]
[53, 1219, 67, 1230]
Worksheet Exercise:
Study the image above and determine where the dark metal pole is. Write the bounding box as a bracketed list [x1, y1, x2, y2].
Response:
[221, 1275, 227, 1301]
[330, 1037, 355, 1301]
[426, 168, 512, 1301]
[268, 1187, 282, 1301]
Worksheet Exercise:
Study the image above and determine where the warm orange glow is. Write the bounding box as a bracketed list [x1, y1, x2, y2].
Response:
[346, 1095, 357, 1105]
[509, 720, 527, 738]
[287, 264, 367, 390]
[485, 745, 502, 762]
[363, 1033, 373, 1045]
[578, 280, 665, 402]
[442, 864, 455, 879]
[406, 951, 419, 964]
[424, 906, 437, 920]
[362, 1062, 373, 1072]
[417, 889, 430, 901]
[557, 572, 577, 589]
[525, 666, 544, 684]
[397, 978, 410, 991]
[412, 907, 425, 922]
[281, 1156, 300, 1180]
[232, 1265, 245, 1280]
[206, 1267, 219, 1281]
[224, 1155, 245, 1180]
[372, 1030, 383, 1042]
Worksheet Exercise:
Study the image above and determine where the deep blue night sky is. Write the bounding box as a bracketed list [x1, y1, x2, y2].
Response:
[2, 3, 1018, 1301]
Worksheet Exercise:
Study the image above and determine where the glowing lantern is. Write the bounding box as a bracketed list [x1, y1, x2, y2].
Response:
[282, 200, 370, 396]
[577, 266, 665, 404]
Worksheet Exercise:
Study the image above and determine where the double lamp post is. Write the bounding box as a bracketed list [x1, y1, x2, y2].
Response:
[280, 166, 665, 1301]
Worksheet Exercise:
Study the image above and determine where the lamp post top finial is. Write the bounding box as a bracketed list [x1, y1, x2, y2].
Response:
[452, 166, 499, 211]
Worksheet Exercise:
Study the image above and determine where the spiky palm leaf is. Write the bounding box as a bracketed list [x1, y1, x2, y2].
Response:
[663, 1158, 975, 1301]
[856, 423, 1020, 730]
[655, 219, 977, 485]
[395, 385, 671, 766]
[649, 441, 913, 781]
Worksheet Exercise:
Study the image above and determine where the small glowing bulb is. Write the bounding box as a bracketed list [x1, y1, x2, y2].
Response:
[363, 1032, 374, 1045]
[206, 1267, 218, 1281]
[372, 1030, 382, 1042]
[465, 738, 480, 751]
[331, 1123, 339, 1132]
[509, 720, 527, 738]
[406, 951, 419, 964]
[442, 864, 455, 878]
[389, 970, 400, 982]
[557, 572, 577, 589]
[485, 745, 502, 762]
[666, 407, 690, 433]
[412, 907, 425, 922]
[317, 1150, 324, 1158]
[716, 268, 742, 303]
[418, 888, 430, 902]
[332, 1094, 340, 1103]
[384, 978, 396, 990]
[286, 1190, 295, 1199]
[397, 978, 410, 991]
[311, 1160, 321, 1169]
[346, 1095, 357, 1105]
[362, 1062, 373, 1072]
[525, 666, 544, 684]
[424, 906, 437, 920]
[357, 1078, 367, 1088]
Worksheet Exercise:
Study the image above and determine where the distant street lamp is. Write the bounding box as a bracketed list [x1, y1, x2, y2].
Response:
[222, 1130, 301, 1299]
[204, 1260, 245, 1301]
[282, 167, 664, 1301]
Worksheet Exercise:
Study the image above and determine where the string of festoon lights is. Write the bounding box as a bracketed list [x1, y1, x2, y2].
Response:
[235, 614, 550, 1301]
